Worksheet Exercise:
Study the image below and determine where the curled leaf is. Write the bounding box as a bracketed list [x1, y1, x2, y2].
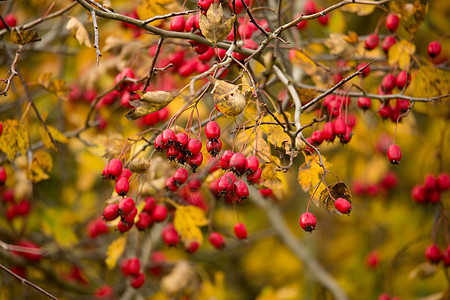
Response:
[11, 28, 41, 45]
[66, 16, 92, 48]
[210, 78, 251, 117]
[199, 2, 236, 44]
[27, 150, 53, 182]
[126, 91, 176, 120]
[318, 182, 352, 215]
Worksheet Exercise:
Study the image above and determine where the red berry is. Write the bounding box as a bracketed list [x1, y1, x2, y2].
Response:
[15, 200, 31, 216]
[425, 244, 442, 263]
[411, 184, 426, 203]
[0, 166, 6, 185]
[381, 74, 397, 93]
[187, 138, 202, 156]
[229, 153, 247, 175]
[162, 224, 179, 247]
[296, 20, 308, 30]
[189, 151, 203, 172]
[118, 219, 133, 232]
[205, 121, 221, 140]
[233, 180, 249, 201]
[427, 190, 440, 204]
[334, 198, 352, 215]
[136, 212, 153, 230]
[396, 71, 410, 89]
[378, 293, 391, 300]
[165, 176, 178, 192]
[365, 34, 379, 50]
[322, 122, 335, 142]
[2, 14, 17, 28]
[327, 100, 341, 117]
[437, 173, 450, 191]
[14, 241, 42, 262]
[123, 258, 141, 276]
[357, 63, 371, 78]
[206, 139, 222, 157]
[179, 60, 198, 77]
[443, 246, 450, 267]
[232, 39, 258, 61]
[174, 168, 189, 185]
[175, 133, 189, 149]
[238, 22, 256, 39]
[231, 0, 250, 14]
[424, 174, 437, 191]
[166, 145, 180, 161]
[0, 122, 3, 135]
[247, 167, 262, 184]
[311, 131, 324, 146]
[234, 223, 248, 239]
[123, 206, 138, 224]
[120, 168, 132, 180]
[106, 159, 123, 179]
[382, 36, 396, 53]
[334, 118, 346, 136]
[259, 188, 273, 198]
[162, 129, 176, 145]
[193, 42, 210, 55]
[220, 150, 234, 170]
[170, 16, 185, 32]
[103, 203, 120, 221]
[185, 15, 199, 32]
[198, 0, 214, 11]
[304, 0, 317, 14]
[299, 212, 316, 232]
[152, 205, 168, 222]
[387, 144, 402, 164]
[198, 47, 215, 61]
[131, 273, 145, 289]
[378, 102, 392, 119]
[365, 250, 380, 269]
[318, 14, 329, 25]
[385, 14, 400, 32]
[218, 174, 234, 195]
[94, 285, 114, 299]
[245, 156, 259, 174]
[115, 177, 130, 196]
[154, 134, 165, 151]
[119, 198, 135, 216]
[185, 241, 200, 253]
[143, 197, 156, 213]
[114, 68, 136, 91]
[427, 41, 441, 58]
[395, 99, 409, 113]
[381, 171, 398, 190]
[209, 232, 225, 249]
[358, 97, 371, 111]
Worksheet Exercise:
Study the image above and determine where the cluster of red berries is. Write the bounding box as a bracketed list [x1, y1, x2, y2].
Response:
[352, 171, 398, 198]
[102, 159, 132, 196]
[120, 257, 146, 288]
[96, 68, 140, 109]
[411, 173, 449, 204]
[296, 0, 329, 30]
[299, 197, 352, 232]
[1, 188, 31, 220]
[378, 293, 402, 300]
[425, 243, 450, 266]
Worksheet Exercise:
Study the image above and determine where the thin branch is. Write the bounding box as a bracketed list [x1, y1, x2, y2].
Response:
[0, 263, 59, 300]
[91, 10, 102, 66]
[142, 10, 197, 25]
[0, 47, 20, 96]
[143, 36, 165, 91]
[249, 187, 349, 300]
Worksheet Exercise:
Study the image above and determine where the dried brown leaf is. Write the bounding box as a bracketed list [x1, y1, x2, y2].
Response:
[126, 91, 176, 120]
[66, 16, 92, 48]
[318, 182, 352, 215]
[11, 28, 40, 45]
[199, 2, 236, 44]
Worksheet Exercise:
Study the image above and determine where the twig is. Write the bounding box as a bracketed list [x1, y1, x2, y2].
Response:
[249, 187, 349, 300]
[0, 263, 59, 300]
[143, 36, 165, 91]
[0, 47, 20, 96]
[91, 10, 102, 66]
[142, 10, 197, 25]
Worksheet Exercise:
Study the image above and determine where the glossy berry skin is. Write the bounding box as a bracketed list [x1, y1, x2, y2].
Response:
[334, 198, 352, 215]
[115, 177, 130, 196]
[396, 71, 410, 89]
[170, 16, 185, 32]
[381, 74, 397, 93]
[247, 167, 262, 184]
[311, 131, 324, 146]
[173, 168, 189, 185]
[185, 241, 200, 253]
[166, 145, 180, 161]
[162, 129, 176, 145]
[411, 184, 426, 203]
[299, 212, 316, 232]
[209, 232, 225, 250]
[131, 273, 145, 289]
[358, 97, 371, 111]
[165, 176, 178, 192]
[106, 159, 123, 179]
[123, 207, 138, 224]
[1, 14, 17, 29]
[220, 150, 234, 170]
[175, 132, 189, 149]
[378, 103, 392, 119]
[425, 244, 442, 263]
[233, 180, 249, 201]
[234, 223, 248, 239]
[365, 34, 379, 50]
[229, 153, 247, 175]
[187, 138, 202, 156]
[385, 14, 400, 32]
[117, 220, 133, 233]
[387, 144, 402, 164]
[296, 20, 308, 30]
[135, 212, 152, 230]
[245, 156, 259, 174]
[154, 134, 165, 151]
[334, 118, 346, 136]
[118, 198, 135, 216]
[152, 205, 168, 222]
[103, 203, 120, 221]
[427, 41, 441, 58]
[120, 169, 132, 180]
[304, 0, 317, 14]
[206, 139, 222, 157]
[198, 0, 214, 11]
[189, 152, 203, 172]
[318, 14, 329, 25]
[382, 36, 396, 54]
[396, 98, 409, 113]
[0, 166, 6, 185]
[437, 173, 450, 191]
[322, 122, 335, 142]
[205, 121, 221, 140]
[122, 258, 140, 276]
[162, 224, 179, 247]
[218, 174, 234, 195]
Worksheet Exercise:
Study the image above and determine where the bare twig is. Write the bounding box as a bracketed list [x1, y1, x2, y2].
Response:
[0, 47, 20, 96]
[0, 263, 59, 300]
[142, 10, 197, 25]
[91, 10, 102, 66]
[143, 36, 165, 91]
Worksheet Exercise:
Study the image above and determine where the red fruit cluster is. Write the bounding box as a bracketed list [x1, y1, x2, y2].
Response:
[165, 167, 189, 192]
[425, 244, 450, 266]
[1, 187, 32, 220]
[352, 171, 398, 198]
[87, 217, 108, 238]
[102, 159, 133, 196]
[205, 121, 222, 157]
[121, 257, 146, 288]
[411, 173, 449, 204]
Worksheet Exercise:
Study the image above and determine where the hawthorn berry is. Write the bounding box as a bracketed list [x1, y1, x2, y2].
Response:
[259, 188, 273, 198]
[220, 150, 234, 170]
[175, 132, 189, 149]
[233, 180, 249, 201]
[115, 177, 130, 196]
[123, 207, 138, 224]
[322, 122, 335, 142]
[173, 168, 189, 185]
[185, 15, 199, 32]
[218, 174, 234, 195]
[425, 244, 441, 263]
[358, 97, 371, 111]
[15, 200, 31, 216]
[387, 144, 402, 164]
[395, 99, 409, 113]
[87, 218, 108, 238]
[385, 14, 400, 32]
[189, 151, 203, 172]
[296, 20, 308, 30]
[299, 212, 316, 232]
[304, 0, 317, 14]
[103, 203, 120, 221]
[381, 74, 397, 93]
[209, 232, 226, 249]
[411, 184, 426, 203]
[247, 167, 262, 184]
[365, 250, 380, 269]
[152, 205, 168, 222]
[311, 131, 324, 146]
[396, 71, 410, 89]
[131, 273, 145, 289]
[229, 153, 247, 175]
[0, 122, 3, 135]
[378, 102, 392, 119]
[166, 145, 180, 161]
[193, 42, 210, 55]
[206, 139, 222, 157]
[187, 138, 202, 156]
[427, 41, 441, 58]
[136, 212, 152, 230]
[232, 39, 258, 61]
[162, 129, 176, 145]
[121, 258, 140, 276]
[165, 176, 178, 192]
[170, 16, 185, 32]
[334, 118, 346, 136]
[161, 224, 179, 247]
[198, 0, 214, 11]
[424, 174, 437, 191]
[205, 121, 221, 140]
[0, 166, 6, 185]
[118, 198, 135, 216]
[15, 240, 42, 262]
[443, 246, 450, 267]
[231, 0, 250, 14]
[120, 168, 132, 180]
[115, 68, 136, 91]
[381, 171, 398, 190]
[382, 36, 397, 53]
[198, 47, 215, 61]
[437, 173, 450, 191]
[179, 60, 198, 77]
[365, 34, 379, 50]
[234, 223, 248, 239]
[378, 293, 391, 300]
[106, 159, 123, 179]
[334, 198, 352, 215]
[318, 14, 329, 25]
[427, 190, 440, 204]
[357, 63, 371, 78]
[0, 14, 17, 29]
[245, 156, 259, 174]
[154, 134, 165, 151]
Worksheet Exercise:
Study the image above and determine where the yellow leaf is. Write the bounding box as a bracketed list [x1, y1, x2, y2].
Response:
[27, 150, 53, 182]
[40, 125, 69, 151]
[199, 271, 226, 300]
[199, 2, 236, 44]
[258, 156, 289, 200]
[297, 154, 331, 194]
[413, 66, 450, 98]
[0, 119, 29, 161]
[66, 16, 92, 48]
[260, 114, 291, 150]
[105, 236, 126, 270]
[290, 50, 318, 76]
[341, 3, 376, 16]
[126, 91, 176, 120]
[388, 39, 416, 70]
[324, 33, 356, 60]
[38, 73, 70, 98]
[136, 0, 180, 27]
[173, 205, 208, 244]
[317, 182, 352, 215]
[41, 208, 78, 247]
[10, 28, 40, 45]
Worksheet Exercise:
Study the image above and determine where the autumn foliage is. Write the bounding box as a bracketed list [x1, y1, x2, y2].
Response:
[0, 0, 449, 299]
